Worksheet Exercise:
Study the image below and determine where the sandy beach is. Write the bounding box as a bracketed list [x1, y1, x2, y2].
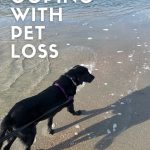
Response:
[0, 0, 150, 149]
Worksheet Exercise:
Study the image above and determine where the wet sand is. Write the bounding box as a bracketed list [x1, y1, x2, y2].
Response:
[0, 8, 150, 150]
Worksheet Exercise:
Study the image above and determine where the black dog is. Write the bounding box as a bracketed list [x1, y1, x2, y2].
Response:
[0, 65, 94, 150]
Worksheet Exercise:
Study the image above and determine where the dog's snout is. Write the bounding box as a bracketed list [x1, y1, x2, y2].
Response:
[90, 74, 95, 81]
[91, 74, 95, 80]
[87, 74, 95, 82]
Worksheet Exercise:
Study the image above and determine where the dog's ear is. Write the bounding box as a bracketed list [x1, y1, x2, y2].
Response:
[73, 65, 80, 69]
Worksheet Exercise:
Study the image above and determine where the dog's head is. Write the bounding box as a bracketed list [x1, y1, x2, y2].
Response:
[65, 65, 95, 85]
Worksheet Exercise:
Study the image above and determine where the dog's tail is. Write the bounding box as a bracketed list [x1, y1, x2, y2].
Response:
[0, 114, 14, 149]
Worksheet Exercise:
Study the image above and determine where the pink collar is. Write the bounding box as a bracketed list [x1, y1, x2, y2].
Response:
[64, 75, 77, 86]
[54, 83, 73, 100]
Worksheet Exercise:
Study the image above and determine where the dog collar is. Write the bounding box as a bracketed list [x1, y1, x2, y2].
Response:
[54, 83, 73, 101]
[64, 75, 77, 86]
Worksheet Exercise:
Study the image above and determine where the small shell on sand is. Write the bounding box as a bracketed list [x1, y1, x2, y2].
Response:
[120, 102, 125, 105]
[75, 124, 80, 129]
[113, 123, 117, 132]
[127, 90, 132, 94]
[105, 111, 109, 114]
[107, 129, 111, 134]
[113, 123, 117, 128]
[111, 105, 116, 108]
[52, 123, 56, 129]
[118, 113, 122, 116]
[128, 54, 133, 58]
[120, 94, 124, 97]
[117, 62, 123, 64]
[110, 93, 115, 96]
[74, 132, 78, 135]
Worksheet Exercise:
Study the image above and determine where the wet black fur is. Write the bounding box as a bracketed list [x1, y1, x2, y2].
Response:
[0, 65, 94, 150]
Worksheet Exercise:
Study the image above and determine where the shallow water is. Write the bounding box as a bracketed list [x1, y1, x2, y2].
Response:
[0, 0, 150, 17]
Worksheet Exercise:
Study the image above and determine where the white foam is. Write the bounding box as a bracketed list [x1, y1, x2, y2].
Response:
[102, 28, 109, 31]
[117, 51, 124, 53]
[144, 44, 148, 47]
[117, 62, 123, 64]
[143, 65, 150, 70]
[66, 43, 71, 46]
[80, 63, 95, 74]
[82, 22, 88, 26]
[87, 37, 93, 40]
[128, 54, 133, 58]
[130, 59, 133, 62]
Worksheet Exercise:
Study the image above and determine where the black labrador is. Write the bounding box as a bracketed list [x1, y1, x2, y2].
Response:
[0, 65, 94, 150]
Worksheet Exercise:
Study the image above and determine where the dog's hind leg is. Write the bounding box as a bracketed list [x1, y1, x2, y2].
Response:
[19, 126, 36, 150]
[3, 136, 16, 150]
[0, 129, 7, 149]
[0, 115, 14, 149]
[47, 117, 54, 135]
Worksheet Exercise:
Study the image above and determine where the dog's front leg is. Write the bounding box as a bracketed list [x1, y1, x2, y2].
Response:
[67, 101, 82, 116]
[48, 117, 55, 135]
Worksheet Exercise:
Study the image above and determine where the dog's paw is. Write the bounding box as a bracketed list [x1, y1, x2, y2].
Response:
[48, 129, 55, 135]
[74, 110, 82, 115]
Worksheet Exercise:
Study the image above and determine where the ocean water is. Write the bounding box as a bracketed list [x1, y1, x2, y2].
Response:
[0, 0, 150, 17]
